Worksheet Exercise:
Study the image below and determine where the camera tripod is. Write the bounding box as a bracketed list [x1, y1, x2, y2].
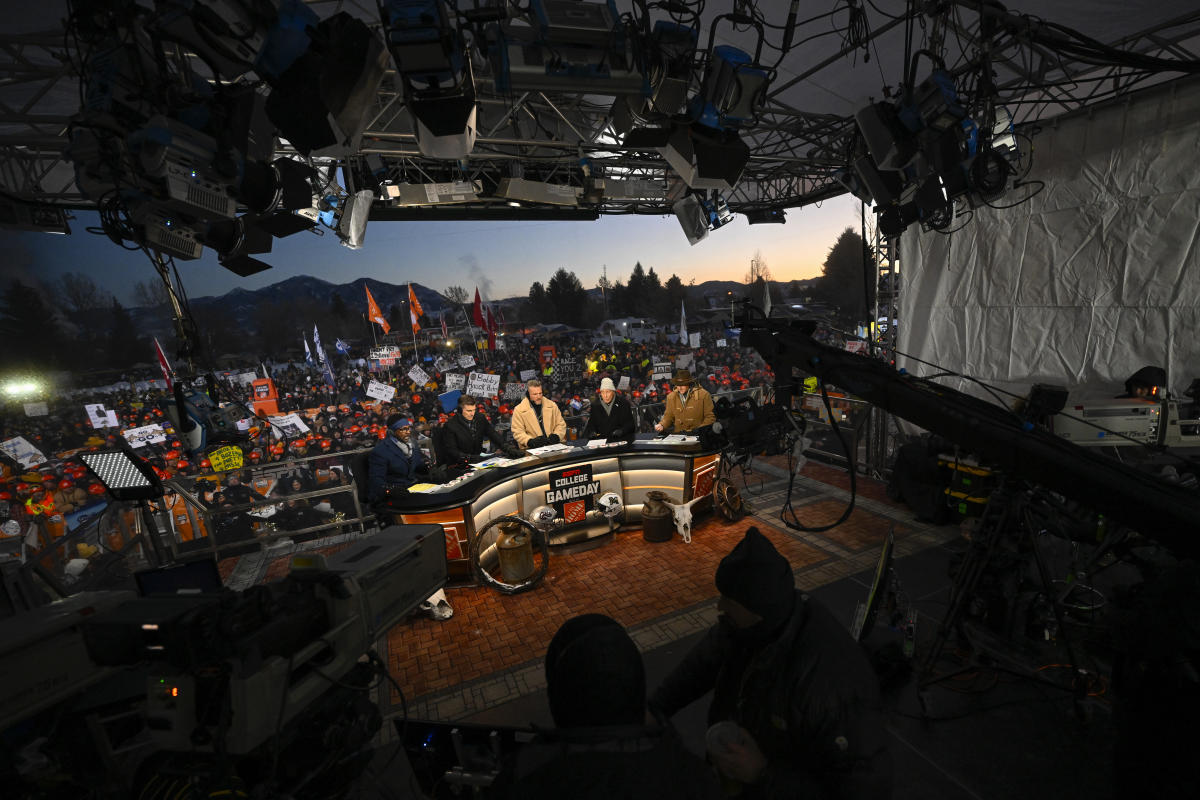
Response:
[917, 480, 1115, 717]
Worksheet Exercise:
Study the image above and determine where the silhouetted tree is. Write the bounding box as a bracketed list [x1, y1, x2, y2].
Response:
[816, 228, 875, 320]
[106, 298, 145, 369]
[0, 280, 63, 369]
[545, 269, 587, 324]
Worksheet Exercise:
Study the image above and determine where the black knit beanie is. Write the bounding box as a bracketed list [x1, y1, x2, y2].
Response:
[545, 613, 646, 728]
[715, 526, 795, 628]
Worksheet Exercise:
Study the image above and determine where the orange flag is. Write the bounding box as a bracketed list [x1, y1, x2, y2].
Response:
[366, 285, 390, 334]
[408, 284, 424, 333]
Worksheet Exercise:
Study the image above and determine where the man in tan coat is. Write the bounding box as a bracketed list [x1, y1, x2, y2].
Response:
[511, 379, 567, 449]
[655, 369, 716, 434]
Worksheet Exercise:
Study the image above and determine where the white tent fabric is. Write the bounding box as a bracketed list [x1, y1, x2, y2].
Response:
[897, 76, 1200, 400]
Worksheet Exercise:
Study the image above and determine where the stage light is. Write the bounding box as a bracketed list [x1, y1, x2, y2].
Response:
[80, 449, 163, 502]
[2, 381, 39, 396]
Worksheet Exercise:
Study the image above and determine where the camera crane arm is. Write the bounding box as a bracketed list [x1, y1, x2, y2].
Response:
[740, 317, 1200, 556]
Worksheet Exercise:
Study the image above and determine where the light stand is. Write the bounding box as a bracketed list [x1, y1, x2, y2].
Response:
[80, 448, 170, 567]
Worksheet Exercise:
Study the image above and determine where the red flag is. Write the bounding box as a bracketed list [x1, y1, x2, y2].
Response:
[486, 306, 497, 350]
[408, 284, 424, 333]
[473, 287, 485, 328]
[366, 285, 390, 334]
[153, 338, 173, 389]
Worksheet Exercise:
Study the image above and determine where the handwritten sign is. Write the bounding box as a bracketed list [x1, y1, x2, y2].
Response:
[716, 338, 727, 348]
[366, 379, 396, 403]
[407, 365, 431, 386]
[519, 369, 538, 382]
[208, 445, 244, 472]
[504, 382, 527, 401]
[444, 373, 466, 391]
[467, 372, 501, 398]
[122, 424, 167, 449]
[689, 332, 701, 348]
[675, 354, 695, 370]
[618, 376, 630, 390]
[458, 355, 476, 369]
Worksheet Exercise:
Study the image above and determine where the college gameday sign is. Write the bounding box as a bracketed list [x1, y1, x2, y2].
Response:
[545, 464, 601, 524]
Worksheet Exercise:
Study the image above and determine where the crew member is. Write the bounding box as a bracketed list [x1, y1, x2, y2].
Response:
[649, 527, 893, 799]
[367, 415, 426, 503]
[442, 395, 521, 463]
[582, 377, 636, 442]
[655, 369, 716, 434]
[511, 379, 567, 450]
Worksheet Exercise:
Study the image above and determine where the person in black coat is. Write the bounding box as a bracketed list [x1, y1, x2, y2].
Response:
[367, 415, 427, 503]
[649, 527, 893, 799]
[441, 395, 521, 463]
[581, 377, 636, 442]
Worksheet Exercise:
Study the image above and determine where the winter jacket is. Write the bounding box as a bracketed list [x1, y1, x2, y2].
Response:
[659, 386, 716, 433]
[581, 393, 636, 441]
[367, 435, 426, 503]
[649, 592, 893, 800]
[441, 412, 510, 463]
[511, 396, 567, 449]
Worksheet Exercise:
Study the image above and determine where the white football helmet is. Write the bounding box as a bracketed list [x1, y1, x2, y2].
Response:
[597, 491, 623, 519]
[528, 505, 558, 531]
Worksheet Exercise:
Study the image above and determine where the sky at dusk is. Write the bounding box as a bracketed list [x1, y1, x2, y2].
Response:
[2, 194, 864, 305]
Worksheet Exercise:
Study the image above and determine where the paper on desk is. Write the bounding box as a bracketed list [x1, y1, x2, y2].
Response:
[586, 439, 607, 448]
[407, 482, 441, 493]
[526, 443, 572, 456]
[662, 434, 699, 443]
[469, 456, 514, 468]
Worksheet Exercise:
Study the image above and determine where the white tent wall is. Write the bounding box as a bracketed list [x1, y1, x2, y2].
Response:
[896, 76, 1200, 401]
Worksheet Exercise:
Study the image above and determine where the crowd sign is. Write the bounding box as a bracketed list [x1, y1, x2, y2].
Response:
[652, 362, 673, 379]
[407, 365, 431, 386]
[458, 355, 476, 369]
[618, 376, 630, 390]
[208, 446, 244, 472]
[268, 413, 311, 439]
[122, 424, 167, 449]
[545, 464, 600, 525]
[519, 369, 538, 382]
[689, 332, 701, 348]
[23, 402, 48, 417]
[467, 372, 501, 398]
[552, 356, 581, 380]
[0, 436, 46, 469]
[434, 357, 454, 373]
[366, 379, 396, 403]
[504, 382, 527, 401]
[845, 340, 869, 355]
[445, 373, 466, 391]
[370, 346, 401, 360]
[85, 403, 115, 429]
[716, 338, 727, 348]
[675, 353, 695, 370]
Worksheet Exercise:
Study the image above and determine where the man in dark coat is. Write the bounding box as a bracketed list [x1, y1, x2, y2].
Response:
[510, 614, 723, 800]
[441, 395, 520, 463]
[367, 415, 426, 504]
[649, 527, 893, 799]
[581, 377, 636, 442]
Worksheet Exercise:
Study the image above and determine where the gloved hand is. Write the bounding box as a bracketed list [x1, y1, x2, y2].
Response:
[504, 445, 523, 459]
[547, 434, 561, 444]
[527, 435, 550, 448]
[415, 463, 430, 476]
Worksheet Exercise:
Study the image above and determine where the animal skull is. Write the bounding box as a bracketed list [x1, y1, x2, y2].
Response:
[665, 496, 705, 543]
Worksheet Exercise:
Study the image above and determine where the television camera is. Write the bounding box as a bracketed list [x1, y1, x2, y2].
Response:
[1, 525, 446, 799]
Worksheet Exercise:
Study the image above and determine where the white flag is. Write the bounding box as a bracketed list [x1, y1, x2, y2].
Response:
[313, 324, 327, 365]
[680, 300, 688, 346]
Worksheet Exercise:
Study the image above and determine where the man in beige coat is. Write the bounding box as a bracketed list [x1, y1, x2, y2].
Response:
[655, 369, 716, 434]
[511, 379, 568, 449]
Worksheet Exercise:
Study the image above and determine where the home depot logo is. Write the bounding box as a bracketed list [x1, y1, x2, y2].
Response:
[546, 465, 599, 524]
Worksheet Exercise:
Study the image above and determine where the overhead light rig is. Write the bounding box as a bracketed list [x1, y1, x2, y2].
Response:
[0, 0, 1197, 249]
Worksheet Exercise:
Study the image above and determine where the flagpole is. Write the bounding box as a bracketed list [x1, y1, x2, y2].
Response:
[466, 305, 480, 352]
[408, 283, 420, 359]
